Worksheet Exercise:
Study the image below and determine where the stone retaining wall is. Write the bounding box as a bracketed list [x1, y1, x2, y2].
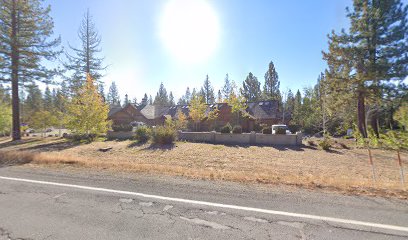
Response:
[178, 131, 303, 146]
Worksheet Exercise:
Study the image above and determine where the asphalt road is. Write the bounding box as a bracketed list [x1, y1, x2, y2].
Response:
[0, 166, 407, 240]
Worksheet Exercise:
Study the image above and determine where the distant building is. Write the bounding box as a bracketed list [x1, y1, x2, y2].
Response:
[108, 100, 289, 132]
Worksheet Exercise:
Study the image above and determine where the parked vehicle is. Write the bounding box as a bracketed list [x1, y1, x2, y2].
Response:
[272, 125, 291, 134]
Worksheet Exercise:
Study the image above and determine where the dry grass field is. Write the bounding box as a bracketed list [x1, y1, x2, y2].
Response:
[0, 137, 407, 198]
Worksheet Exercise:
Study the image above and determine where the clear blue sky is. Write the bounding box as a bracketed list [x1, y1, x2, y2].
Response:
[47, 0, 354, 101]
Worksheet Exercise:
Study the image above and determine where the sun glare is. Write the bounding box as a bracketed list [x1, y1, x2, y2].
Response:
[159, 0, 220, 64]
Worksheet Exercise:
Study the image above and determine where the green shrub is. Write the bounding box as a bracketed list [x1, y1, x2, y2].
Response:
[253, 124, 263, 133]
[262, 127, 272, 134]
[275, 127, 286, 135]
[112, 124, 133, 132]
[152, 126, 176, 144]
[319, 137, 332, 151]
[135, 126, 152, 143]
[232, 125, 242, 134]
[70, 133, 97, 142]
[220, 123, 232, 134]
[288, 125, 301, 134]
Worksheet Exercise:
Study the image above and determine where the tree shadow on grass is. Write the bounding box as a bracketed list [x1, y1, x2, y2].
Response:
[0, 138, 42, 149]
[141, 143, 176, 151]
[127, 141, 147, 148]
[22, 140, 85, 152]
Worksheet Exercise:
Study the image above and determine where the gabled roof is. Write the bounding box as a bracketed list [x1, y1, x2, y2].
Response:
[247, 100, 280, 120]
[140, 105, 171, 120]
[108, 104, 123, 117]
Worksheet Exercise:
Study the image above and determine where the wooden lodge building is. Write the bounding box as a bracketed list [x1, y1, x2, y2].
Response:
[108, 100, 288, 132]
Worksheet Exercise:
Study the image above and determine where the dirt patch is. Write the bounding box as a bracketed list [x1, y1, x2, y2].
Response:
[0, 137, 407, 199]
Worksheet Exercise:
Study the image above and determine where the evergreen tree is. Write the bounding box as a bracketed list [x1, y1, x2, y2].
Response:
[241, 72, 261, 101]
[222, 74, 232, 101]
[123, 94, 129, 106]
[149, 95, 153, 105]
[217, 90, 222, 103]
[178, 87, 191, 105]
[24, 83, 43, 119]
[169, 91, 175, 106]
[98, 83, 105, 102]
[132, 97, 138, 105]
[140, 93, 148, 107]
[286, 89, 295, 113]
[154, 82, 169, 105]
[64, 9, 107, 95]
[43, 85, 53, 110]
[201, 75, 215, 104]
[65, 74, 110, 137]
[106, 81, 120, 106]
[263, 61, 280, 100]
[292, 90, 302, 125]
[0, 0, 61, 140]
[323, 0, 408, 137]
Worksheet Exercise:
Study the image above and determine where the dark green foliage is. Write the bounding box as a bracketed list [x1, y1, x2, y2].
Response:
[152, 126, 176, 144]
[275, 128, 286, 135]
[112, 124, 133, 132]
[319, 138, 332, 151]
[232, 125, 242, 134]
[288, 125, 301, 134]
[68, 133, 98, 142]
[201, 75, 215, 104]
[323, 0, 408, 137]
[134, 126, 152, 143]
[107, 82, 121, 106]
[220, 123, 232, 134]
[154, 82, 169, 105]
[253, 124, 263, 133]
[262, 126, 272, 134]
[263, 61, 281, 101]
[241, 72, 261, 101]
[222, 74, 232, 100]
[0, 0, 61, 140]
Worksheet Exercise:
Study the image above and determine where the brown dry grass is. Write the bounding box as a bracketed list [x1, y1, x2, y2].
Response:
[0, 137, 407, 199]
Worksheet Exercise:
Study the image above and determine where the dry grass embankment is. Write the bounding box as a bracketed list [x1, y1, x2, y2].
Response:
[0, 137, 407, 199]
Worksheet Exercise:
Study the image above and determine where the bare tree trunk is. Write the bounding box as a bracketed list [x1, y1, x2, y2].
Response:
[370, 108, 380, 138]
[357, 90, 367, 138]
[11, 0, 21, 141]
[397, 150, 405, 188]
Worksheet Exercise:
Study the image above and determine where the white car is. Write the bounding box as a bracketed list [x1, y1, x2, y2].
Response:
[272, 125, 291, 134]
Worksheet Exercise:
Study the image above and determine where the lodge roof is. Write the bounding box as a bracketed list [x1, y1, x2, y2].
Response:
[108, 100, 282, 121]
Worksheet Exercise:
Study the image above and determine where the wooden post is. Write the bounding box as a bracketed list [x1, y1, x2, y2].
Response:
[368, 148, 376, 184]
[397, 150, 405, 188]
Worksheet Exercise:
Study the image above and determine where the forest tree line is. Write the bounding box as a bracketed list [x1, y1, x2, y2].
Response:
[0, 0, 407, 140]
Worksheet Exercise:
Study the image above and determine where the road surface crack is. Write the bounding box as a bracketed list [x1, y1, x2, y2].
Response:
[0, 227, 33, 240]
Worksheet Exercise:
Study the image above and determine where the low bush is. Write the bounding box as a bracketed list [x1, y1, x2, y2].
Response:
[232, 125, 242, 134]
[152, 126, 176, 144]
[275, 127, 286, 135]
[262, 126, 272, 134]
[220, 123, 232, 134]
[288, 125, 301, 134]
[69, 133, 97, 142]
[319, 137, 332, 151]
[253, 124, 263, 133]
[134, 126, 152, 143]
[112, 124, 133, 132]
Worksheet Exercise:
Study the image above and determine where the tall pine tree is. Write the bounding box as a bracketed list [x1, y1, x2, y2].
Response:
[0, 0, 61, 140]
[64, 9, 107, 95]
[106, 81, 120, 106]
[154, 82, 169, 105]
[263, 61, 281, 100]
[241, 72, 261, 101]
[201, 75, 215, 104]
[323, 0, 408, 137]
